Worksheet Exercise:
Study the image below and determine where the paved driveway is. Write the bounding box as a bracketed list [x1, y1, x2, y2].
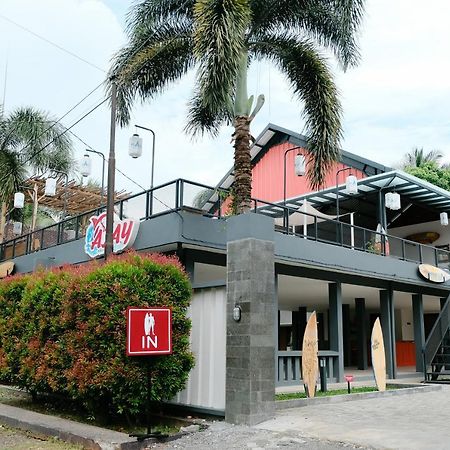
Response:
[258, 385, 450, 450]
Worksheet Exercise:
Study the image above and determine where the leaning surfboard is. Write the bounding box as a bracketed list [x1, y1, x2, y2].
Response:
[371, 318, 386, 392]
[302, 311, 318, 398]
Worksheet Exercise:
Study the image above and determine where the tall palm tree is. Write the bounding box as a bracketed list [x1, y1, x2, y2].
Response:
[0, 106, 74, 241]
[109, 0, 366, 212]
[404, 147, 443, 168]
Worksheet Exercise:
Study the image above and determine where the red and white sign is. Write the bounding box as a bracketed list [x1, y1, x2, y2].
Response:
[126, 307, 172, 356]
[84, 212, 140, 258]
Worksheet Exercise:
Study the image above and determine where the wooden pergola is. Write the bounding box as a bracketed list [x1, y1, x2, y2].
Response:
[22, 176, 130, 215]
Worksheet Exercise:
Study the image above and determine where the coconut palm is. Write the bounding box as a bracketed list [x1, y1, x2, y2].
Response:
[404, 147, 443, 168]
[0, 106, 74, 241]
[109, 0, 366, 212]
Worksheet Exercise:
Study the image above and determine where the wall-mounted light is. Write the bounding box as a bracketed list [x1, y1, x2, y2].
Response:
[233, 305, 242, 322]
[385, 192, 401, 210]
[294, 154, 306, 176]
[441, 212, 449, 226]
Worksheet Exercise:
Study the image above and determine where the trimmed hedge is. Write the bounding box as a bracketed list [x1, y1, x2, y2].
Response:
[0, 252, 194, 417]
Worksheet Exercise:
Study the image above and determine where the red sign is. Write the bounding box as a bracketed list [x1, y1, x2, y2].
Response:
[126, 307, 172, 356]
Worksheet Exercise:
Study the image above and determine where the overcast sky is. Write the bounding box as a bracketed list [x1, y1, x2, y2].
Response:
[1, 0, 450, 197]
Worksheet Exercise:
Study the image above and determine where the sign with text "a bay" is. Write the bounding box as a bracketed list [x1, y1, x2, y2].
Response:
[126, 307, 172, 356]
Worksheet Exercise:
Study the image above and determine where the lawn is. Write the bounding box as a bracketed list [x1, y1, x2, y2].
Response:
[276, 386, 395, 401]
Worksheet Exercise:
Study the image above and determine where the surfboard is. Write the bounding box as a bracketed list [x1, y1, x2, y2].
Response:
[418, 264, 450, 283]
[301, 311, 318, 398]
[0, 261, 14, 279]
[371, 318, 386, 392]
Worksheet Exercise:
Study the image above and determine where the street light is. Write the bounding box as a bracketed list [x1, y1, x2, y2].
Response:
[82, 149, 106, 206]
[335, 167, 358, 221]
[130, 124, 156, 215]
[283, 146, 305, 206]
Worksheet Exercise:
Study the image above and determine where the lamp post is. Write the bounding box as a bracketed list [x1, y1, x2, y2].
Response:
[83, 149, 106, 207]
[283, 146, 305, 206]
[130, 124, 156, 215]
[105, 78, 117, 260]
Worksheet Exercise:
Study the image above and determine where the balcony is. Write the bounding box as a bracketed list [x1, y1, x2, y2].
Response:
[1, 179, 449, 271]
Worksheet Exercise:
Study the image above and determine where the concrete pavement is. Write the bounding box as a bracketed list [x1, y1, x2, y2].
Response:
[259, 384, 450, 450]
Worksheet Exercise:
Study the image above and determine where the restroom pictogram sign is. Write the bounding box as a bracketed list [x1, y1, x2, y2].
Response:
[126, 307, 172, 356]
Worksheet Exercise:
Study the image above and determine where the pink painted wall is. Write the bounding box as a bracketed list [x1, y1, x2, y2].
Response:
[251, 142, 367, 203]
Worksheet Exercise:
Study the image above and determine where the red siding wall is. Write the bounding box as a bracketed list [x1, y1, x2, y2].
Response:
[251, 142, 367, 203]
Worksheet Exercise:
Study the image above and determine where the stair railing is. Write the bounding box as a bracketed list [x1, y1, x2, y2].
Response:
[423, 294, 450, 379]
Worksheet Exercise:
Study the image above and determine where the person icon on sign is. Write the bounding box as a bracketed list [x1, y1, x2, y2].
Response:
[144, 312, 156, 336]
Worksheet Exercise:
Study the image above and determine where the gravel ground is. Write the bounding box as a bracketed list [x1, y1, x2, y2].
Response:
[149, 421, 371, 450]
[0, 424, 82, 450]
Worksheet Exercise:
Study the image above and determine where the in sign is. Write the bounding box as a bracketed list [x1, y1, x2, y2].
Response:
[126, 307, 172, 356]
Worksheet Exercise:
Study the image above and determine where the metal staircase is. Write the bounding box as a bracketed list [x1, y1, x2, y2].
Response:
[424, 295, 450, 383]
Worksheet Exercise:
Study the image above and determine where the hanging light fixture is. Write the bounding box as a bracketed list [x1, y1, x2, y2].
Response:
[345, 175, 358, 195]
[14, 192, 25, 209]
[45, 177, 57, 196]
[80, 154, 92, 177]
[12, 221, 22, 236]
[128, 133, 143, 159]
[294, 154, 306, 176]
[440, 212, 449, 226]
[385, 192, 401, 210]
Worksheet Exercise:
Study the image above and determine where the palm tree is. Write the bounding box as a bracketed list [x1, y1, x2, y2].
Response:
[404, 147, 443, 168]
[0, 106, 74, 241]
[109, 0, 366, 212]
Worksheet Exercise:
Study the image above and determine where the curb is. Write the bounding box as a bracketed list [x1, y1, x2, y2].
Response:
[0, 403, 157, 450]
[275, 383, 442, 410]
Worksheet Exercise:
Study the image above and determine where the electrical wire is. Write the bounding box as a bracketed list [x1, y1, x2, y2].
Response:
[0, 13, 106, 73]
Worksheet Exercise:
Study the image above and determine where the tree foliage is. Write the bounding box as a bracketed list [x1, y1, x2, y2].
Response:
[405, 162, 450, 192]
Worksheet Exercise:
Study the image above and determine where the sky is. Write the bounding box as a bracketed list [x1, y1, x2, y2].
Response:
[1, 0, 450, 199]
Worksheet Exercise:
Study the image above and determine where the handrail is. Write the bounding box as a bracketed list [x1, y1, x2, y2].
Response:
[1, 178, 450, 267]
[423, 293, 450, 378]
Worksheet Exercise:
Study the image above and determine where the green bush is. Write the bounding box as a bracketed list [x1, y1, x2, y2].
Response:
[0, 252, 194, 417]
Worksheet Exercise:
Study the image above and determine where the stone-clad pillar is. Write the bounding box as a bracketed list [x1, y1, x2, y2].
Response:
[329, 282, 344, 381]
[380, 288, 397, 379]
[355, 298, 368, 370]
[225, 214, 275, 426]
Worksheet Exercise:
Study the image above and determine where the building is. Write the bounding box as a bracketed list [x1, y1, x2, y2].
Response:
[2, 123, 450, 425]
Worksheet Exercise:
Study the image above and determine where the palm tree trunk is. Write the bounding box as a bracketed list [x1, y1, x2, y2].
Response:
[232, 51, 252, 213]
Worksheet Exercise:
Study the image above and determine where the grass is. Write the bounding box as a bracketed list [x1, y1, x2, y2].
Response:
[0, 385, 183, 436]
[275, 385, 398, 401]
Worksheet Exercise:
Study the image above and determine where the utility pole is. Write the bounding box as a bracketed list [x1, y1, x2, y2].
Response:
[105, 79, 117, 260]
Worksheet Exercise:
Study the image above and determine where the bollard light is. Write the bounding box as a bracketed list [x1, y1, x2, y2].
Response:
[345, 374, 354, 394]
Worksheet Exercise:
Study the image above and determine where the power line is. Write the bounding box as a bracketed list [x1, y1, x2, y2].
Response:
[0, 13, 106, 73]
[0, 96, 110, 187]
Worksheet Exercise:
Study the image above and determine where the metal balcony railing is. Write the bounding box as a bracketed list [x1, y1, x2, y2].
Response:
[1, 178, 449, 269]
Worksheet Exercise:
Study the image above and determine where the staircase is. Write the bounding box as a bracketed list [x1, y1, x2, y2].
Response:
[424, 295, 450, 383]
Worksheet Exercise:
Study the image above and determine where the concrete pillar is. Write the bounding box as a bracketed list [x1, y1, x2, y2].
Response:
[380, 289, 397, 379]
[225, 213, 275, 426]
[355, 298, 368, 370]
[342, 304, 351, 366]
[412, 294, 425, 373]
[292, 307, 307, 350]
[329, 282, 344, 381]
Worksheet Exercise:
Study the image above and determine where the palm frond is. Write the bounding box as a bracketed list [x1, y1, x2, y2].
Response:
[108, 20, 195, 126]
[250, 0, 366, 69]
[252, 33, 342, 188]
[0, 149, 27, 202]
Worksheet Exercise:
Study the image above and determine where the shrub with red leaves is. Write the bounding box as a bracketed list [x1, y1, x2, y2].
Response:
[0, 252, 194, 417]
